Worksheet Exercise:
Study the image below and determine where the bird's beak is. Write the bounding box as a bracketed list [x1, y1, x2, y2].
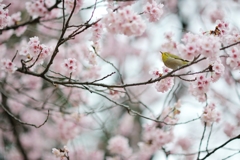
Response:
[160, 51, 163, 54]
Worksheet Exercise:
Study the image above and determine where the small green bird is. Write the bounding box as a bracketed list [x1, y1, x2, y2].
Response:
[160, 51, 189, 70]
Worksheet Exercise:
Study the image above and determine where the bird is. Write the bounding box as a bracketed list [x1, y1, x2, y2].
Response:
[160, 51, 189, 70]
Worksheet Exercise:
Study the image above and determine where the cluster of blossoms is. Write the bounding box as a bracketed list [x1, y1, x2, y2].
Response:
[107, 135, 132, 158]
[19, 36, 53, 66]
[226, 46, 240, 70]
[52, 146, 69, 159]
[1, 59, 17, 73]
[210, 59, 225, 82]
[0, 0, 10, 29]
[144, 0, 164, 22]
[201, 102, 221, 126]
[189, 74, 211, 102]
[62, 58, 78, 74]
[64, 0, 83, 13]
[139, 123, 173, 154]
[159, 100, 181, 125]
[178, 32, 221, 61]
[215, 20, 230, 38]
[160, 32, 178, 54]
[25, 0, 49, 18]
[104, 6, 146, 36]
[91, 22, 103, 50]
[155, 77, 174, 93]
[8, 12, 27, 36]
[152, 66, 174, 93]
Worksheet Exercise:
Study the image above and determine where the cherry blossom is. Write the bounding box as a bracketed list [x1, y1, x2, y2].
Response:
[226, 46, 240, 70]
[52, 146, 69, 159]
[19, 36, 53, 65]
[62, 58, 78, 74]
[201, 102, 221, 126]
[1, 59, 17, 73]
[159, 101, 181, 125]
[0, 1, 10, 29]
[149, 67, 162, 77]
[154, 66, 174, 93]
[25, 0, 48, 18]
[104, 6, 146, 36]
[189, 74, 211, 101]
[210, 59, 225, 82]
[91, 22, 103, 50]
[141, 123, 173, 152]
[107, 135, 132, 158]
[1, 1, 240, 160]
[144, 0, 164, 22]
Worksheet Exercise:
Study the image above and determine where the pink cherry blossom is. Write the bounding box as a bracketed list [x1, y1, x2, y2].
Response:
[107, 135, 132, 158]
[19, 36, 53, 66]
[199, 35, 221, 60]
[159, 101, 181, 125]
[216, 20, 230, 36]
[25, 0, 49, 18]
[62, 58, 78, 74]
[189, 74, 211, 101]
[1, 59, 17, 73]
[210, 59, 225, 82]
[226, 46, 240, 70]
[178, 42, 199, 61]
[144, 1, 164, 22]
[52, 146, 69, 159]
[104, 6, 146, 36]
[0, 1, 10, 29]
[201, 102, 221, 126]
[8, 12, 21, 26]
[149, 67, 162, 77]
[91, 22, 103, 50]
[155, 67, 174, 93]
[141, 123, 173, 152]
[155, 77, 174, 93]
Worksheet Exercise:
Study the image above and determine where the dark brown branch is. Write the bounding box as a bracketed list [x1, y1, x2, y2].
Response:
[3, 3, 11, 10]
[11, 50, 18, 62]
[200, 134, 240, 160]
[41, 0, 77, 75]
[220, 41, 240, 50]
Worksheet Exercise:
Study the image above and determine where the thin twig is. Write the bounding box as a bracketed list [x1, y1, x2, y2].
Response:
[0, 103, 50, 128]
[197, 123, 207, 160]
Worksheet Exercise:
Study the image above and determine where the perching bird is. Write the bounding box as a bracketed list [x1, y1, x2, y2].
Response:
[160, 51, 189, 70]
